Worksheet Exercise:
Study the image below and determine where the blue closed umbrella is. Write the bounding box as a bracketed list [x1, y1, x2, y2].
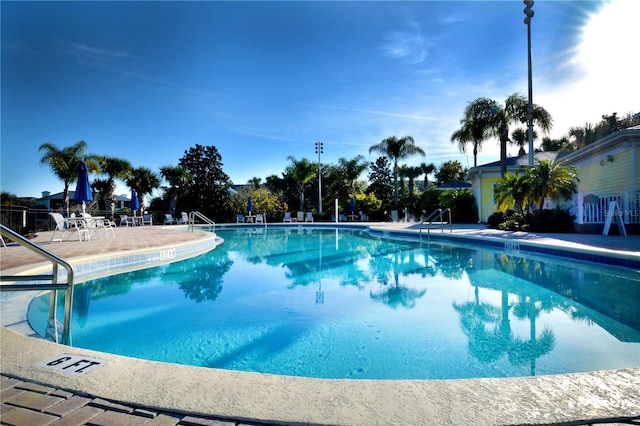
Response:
[131, 189, 140, 216]
[247, 196, 252, 215]
[350, 196, 356, 214]
[74, 160, 93, 214]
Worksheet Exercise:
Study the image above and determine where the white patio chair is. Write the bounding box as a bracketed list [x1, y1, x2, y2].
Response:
[283, 212, 292, 223]
[305, 212, 313, 222]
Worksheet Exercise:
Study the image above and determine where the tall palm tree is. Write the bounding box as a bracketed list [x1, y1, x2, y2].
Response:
[99, 156, 132, 219]
[39, 140, 98, 216]
[369, 135, 425, 207]
[285, 156, 317, 212]
[455, 93, 552, 176]
[160, 165, 191, 216]
[338, 155, 368, 196]
[521, 159, 579, 218]
[127, 167, 161, 212]
[420, 162, 436, 190]
[451, 98, 495, 169]
[404, 165, 423, 201]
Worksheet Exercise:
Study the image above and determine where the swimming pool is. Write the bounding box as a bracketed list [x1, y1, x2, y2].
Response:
[28, 227, 640, 380]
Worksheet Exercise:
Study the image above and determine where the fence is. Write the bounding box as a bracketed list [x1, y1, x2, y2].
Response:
[0, 205, 170, 236]
[575, 191, 640, 224]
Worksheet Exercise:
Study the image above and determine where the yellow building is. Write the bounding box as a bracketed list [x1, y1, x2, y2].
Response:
[466, 125, 640, 233]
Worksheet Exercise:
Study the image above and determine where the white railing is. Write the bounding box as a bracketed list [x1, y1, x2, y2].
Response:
[575, 191, 639, 224]
[188, 211, 215, 232]
[0, 225, 75, 345]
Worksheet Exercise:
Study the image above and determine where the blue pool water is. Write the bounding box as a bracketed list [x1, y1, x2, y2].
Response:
[28, 227, 640, 379]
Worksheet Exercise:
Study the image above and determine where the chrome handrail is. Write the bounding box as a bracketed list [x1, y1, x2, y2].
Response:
[419, 208, 453, 240]
[0, 224, 75, 345]
[188, 211, 215, 232]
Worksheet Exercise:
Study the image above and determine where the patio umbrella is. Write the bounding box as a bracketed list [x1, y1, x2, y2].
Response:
[131, 189, 140, 216]
[350, 196, 356, 214]
[73, 160, 93, 215]
[247, 196, 252, 215]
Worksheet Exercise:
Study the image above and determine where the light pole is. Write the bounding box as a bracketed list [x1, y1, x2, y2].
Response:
[524, 0, 535, 166]
[315, 141, 324, 214]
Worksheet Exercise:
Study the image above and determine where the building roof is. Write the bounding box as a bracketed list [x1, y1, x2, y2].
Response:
[436, 180, 471, 190]
[466, 151, 570, 180]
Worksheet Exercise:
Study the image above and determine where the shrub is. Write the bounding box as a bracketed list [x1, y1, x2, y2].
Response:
[529, 207, 575, 233]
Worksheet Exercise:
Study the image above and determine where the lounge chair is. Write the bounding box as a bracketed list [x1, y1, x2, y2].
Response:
[255, 213, 264, 224]
[283, 212, 292, 223]
[181, 212, 189, 225]
[119, 215, 133, 226]
[236, 214, 244, 223]
[305, 212, 313, 222]
[50, 212, 89, 242]
[164, 214, 177, 225]
[50, 212, 69, 242]
[296, 211, 304, 222]
[142, 214, 153, 226]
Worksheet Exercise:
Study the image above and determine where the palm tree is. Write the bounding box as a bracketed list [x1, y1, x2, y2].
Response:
[369, 135, 425, 207]
[420, 162, 436, 190]
[285, 156, 316, 212]
[338, 155, 368, 196]
[494, 173, 529, 213]
[39, 140, 98, 216]
[99, 156, 132, 219]
[127, 167, 161, 212]
[521, 159, 579, 218]
[454, 93, 552, 176]
[248, 177, 262, 190]
[510, 128, 537, 156]
[451, 98, 495, 168]
[91, 178, 112, 213]
[404, 165, 423, 202]
[160, 165, 191, 216]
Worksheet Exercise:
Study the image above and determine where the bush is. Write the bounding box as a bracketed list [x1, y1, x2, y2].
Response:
[497, 212, 530, 231]
[529, 207, 576, 233]
[487, 211, 505, 229]
[438, 189, 479, 224]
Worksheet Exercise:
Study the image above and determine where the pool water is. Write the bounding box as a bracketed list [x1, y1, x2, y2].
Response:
[28, 227, 640, 379]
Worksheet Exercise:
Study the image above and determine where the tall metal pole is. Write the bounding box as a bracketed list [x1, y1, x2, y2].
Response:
[524, 0, 535, 166]
[315, 141, 324, 214]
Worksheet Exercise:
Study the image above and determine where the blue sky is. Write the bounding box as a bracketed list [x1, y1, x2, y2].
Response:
[1, 0, 638, 200]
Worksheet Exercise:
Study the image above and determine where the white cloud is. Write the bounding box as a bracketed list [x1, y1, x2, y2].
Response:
[381, 22, 428, 64]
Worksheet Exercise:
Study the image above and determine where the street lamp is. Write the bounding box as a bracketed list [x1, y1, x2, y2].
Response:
[524, 0, 535, 166]
[315, 141, 324, 214]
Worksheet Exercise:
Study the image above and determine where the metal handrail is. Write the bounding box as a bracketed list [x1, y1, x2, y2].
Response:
[188, 211, 215, 232]
[0, 224, 75, 345]
[419, 208, 453, 240]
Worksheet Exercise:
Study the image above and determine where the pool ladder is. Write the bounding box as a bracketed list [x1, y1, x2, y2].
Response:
[0, 224, 75, 345]
[419, 208, 452, 241]
[186, 211, 216, 232]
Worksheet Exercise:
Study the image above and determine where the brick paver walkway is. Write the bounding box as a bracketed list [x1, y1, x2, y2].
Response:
[1, 374, 271, 426]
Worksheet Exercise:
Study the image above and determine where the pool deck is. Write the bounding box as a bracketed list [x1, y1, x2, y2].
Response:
[1, 223, 639, 426]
